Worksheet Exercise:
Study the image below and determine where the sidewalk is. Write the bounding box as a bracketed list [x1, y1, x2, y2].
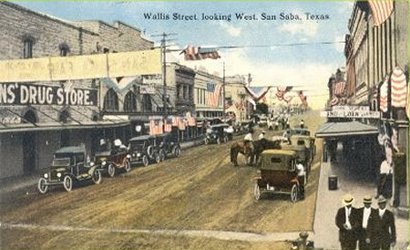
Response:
[312, 160, 409, 250]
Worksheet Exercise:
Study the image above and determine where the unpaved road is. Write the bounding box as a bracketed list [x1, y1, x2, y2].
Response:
[0, 111, 325, 250]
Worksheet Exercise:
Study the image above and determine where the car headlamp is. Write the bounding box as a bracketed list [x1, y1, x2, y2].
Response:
[126, 154, 131, 159]
[56, 172, 62, 178]
[102, 161, 107, 166]
[90, 162, 95, 167]
[43, 173, 49, 178]
[136, 153, 141, 157]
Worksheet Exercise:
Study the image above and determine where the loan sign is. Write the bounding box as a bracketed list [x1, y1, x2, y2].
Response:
[320, 110, 380, 118]
[0, 49, 161, 82]
[0, 83, 97, 106]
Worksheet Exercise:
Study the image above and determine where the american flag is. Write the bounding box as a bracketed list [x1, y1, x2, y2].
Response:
[206, 83, 222, 107]
[164, 118, 173, 132]
[379, 76, 389, 113]
[178, 117, 186, 130]
[368, 0, 394, 26]
[330, 97, 339, 106]
[276, 86, 293, 100]
[298, 91, 308, 107]
[182, 45, 221, 60]
[149, 119, 163, 135]
[333, 81, 346, 96]
[390, 66, 407, 108]
[187, 117, 196, 126]
[170, 116, 178, 127]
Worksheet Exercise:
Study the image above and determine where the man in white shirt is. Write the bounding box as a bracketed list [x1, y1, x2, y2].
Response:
[335, 194, 359, 250]
[244, 132, 253, 147]
[376, 159, 393, 199]
[296, 159, 305, 200]
[357, 196, 377, 250]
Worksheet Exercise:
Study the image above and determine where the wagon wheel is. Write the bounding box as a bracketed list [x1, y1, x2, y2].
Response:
[108, 164, 116, 177]
[37, 178, 49, 194]
[254, 183, 261, 201]
[142, 155, 149, 167]
[63, 175, 73, 192]
[92, 170, 102, 184]
[124, 160, 131, 172]
[290, 184, 298, 203]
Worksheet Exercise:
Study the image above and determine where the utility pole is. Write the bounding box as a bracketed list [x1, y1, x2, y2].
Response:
[222, 61, 226, 119]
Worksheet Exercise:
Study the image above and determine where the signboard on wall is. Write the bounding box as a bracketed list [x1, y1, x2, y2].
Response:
[0, 49, 161, 82]
[320, 110, 380, 118]
[0, 83, 97, 106]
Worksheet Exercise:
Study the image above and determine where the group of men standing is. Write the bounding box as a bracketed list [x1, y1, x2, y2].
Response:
[336, 194, 396, 250]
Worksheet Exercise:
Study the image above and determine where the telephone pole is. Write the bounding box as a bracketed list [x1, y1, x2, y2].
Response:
[222, 61, 226, 118]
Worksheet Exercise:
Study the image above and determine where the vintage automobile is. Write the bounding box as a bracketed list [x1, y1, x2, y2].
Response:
[257, 116, 268, 127]
[283, 128, 311, 138]
[128, 135, 162, 167]
[289, 135, 316, 168]
[254, 149, 302, 202]
[94, 139, 131, 177]
[204, 123, 230, 144]
[37, 145, 102, 194]
[155, 133, 182, 161]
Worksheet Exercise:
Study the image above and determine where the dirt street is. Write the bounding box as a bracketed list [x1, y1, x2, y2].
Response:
[0, 111, 325, 250]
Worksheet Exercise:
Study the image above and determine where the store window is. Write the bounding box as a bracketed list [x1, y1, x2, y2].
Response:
[103, 88, 119, 111]
[23, 38, 33, 59]
[59, 43, 70, 56]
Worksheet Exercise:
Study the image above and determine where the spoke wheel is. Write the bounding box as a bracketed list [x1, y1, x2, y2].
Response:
[37, 178, 49, 194]
[63, 175, 73, 192]
[254, 183, 261, 201]
[142, 155, 149, 167]
[108, 164, 116, 177]
[290, 184, 298, 203]
[155, 153, 161, 164]
[92, 170, 102, 184]
[124, 160, 131, 172]
[174, 147, 181, 157]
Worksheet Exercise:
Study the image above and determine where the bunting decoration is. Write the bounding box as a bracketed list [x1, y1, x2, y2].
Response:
[390, 66, 407, 108]
[164, 118, 173, 132]
[298, 91, 308, 107]
[206, 83, 222, 107]
[368, 0, 394, 26]
[244, 86, 271, 102]
[178, 117, 186, 130]
[247, 97, 256, 110]
[275, 86, 293, 101]
[330, 97, 339, 106]
[181, 45, 221, 60]
[379, 76, 389, 113]
[333, 81, 346, 96]
[101, 76, 139, 94]
[149, 118, 163, 135]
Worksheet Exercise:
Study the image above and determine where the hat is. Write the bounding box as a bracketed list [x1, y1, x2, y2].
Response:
[377, 195, 387, 204]
[262, 131, 266, 134]
[343, 194, 354, 206]
[363, 195, 372, 204]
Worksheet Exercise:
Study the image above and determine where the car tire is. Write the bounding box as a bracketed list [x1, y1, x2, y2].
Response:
[147, 146, 154, 159]
[217, 137, 221, 144]
[142, 155, 149, 167]
[37, 178, 49, 194]
[92, 170, 102, 184]
[155, 153, 161, 164]
[173, 147, 181, 157]
[159, 149, 166, 162]
[204, 138, 209, 145]
[108, 164, 116, 177]
[254, 183, 261, 201]
[124, 160, 131, 172]
[290, 184, 298, 203]
[223, 136, 228, 143]
[63, 175, 73, 192]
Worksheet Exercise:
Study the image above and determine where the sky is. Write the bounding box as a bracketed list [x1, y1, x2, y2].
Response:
[15, 1, 354, 110]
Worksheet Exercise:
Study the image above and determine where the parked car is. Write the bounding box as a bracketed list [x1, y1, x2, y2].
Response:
[128, 135, 161, 167]
[155, 133, 181, 161]
[94, 139, 131, 177]
[258, 116, 268, 127]
[253, 149, 302, 202]
[37, 145, 102, 193]
[204, 123, 230, 144]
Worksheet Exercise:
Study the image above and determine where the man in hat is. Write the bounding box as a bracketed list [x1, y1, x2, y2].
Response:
[295, 158, 305, 200]
[356, 195, 377, 250]
[258, 130, 266, 140]
[368, 196, 396, 250]
[335, 194, 359, 250]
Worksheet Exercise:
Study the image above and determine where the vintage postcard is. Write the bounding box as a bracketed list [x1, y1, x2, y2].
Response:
[0, 1, 408, 249]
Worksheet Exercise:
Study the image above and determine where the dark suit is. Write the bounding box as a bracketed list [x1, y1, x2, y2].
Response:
[368, 209, 396, 250]
[356, 207, 377, 250]
[335, 206, 359, 250]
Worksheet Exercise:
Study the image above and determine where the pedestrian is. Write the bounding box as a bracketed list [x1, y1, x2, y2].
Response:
[335, 194, 359, 250]
[244, 132, 253, 147]
[376, 157, 393, 199]
[258, 131, 265, 140]
[356, 195, 377, 250]
[368, 196, 396, 250]
[295, 158, 305, 199]
[300, 119, 305, 129]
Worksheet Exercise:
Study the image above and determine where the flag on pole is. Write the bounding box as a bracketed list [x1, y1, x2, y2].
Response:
[244, 86, 271, 102]
[379, 76, 389, 113]
[368, 0, 394, 26]
[276, 86, 293, 100]
[390, 66, 407, 108]
[206, 83, 222, 107]
[181, 45, 221, 60]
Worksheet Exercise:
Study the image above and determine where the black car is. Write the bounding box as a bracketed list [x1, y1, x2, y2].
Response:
[94, 139, 131, 178]
[37, 145, 102, 193]
[204, 123, 230, 144]
[128, 135, 161, 167]
[155, 133, 181, 161]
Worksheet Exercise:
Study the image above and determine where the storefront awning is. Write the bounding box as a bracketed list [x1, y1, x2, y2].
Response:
[315, 121, 379, 138]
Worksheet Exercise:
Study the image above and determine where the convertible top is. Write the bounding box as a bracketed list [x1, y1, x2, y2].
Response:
[55, 146, 85, 154]
[129, 135, 156, 141]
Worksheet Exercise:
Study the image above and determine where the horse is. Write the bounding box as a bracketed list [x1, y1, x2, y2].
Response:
[230, 141, 253, 167]
[249, 138, 282, 165]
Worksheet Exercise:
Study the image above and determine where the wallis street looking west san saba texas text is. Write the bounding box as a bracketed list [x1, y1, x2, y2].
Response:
[0, 1, 408, 250]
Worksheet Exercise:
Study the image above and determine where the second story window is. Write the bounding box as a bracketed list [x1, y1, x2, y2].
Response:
[23, 39, 33, 59]
[59, 43, 70, 56]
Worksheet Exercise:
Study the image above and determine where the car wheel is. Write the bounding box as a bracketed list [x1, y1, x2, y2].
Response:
[204, 138, 209, 145]
[92, 170, 102, 184]
[108, 164, 116, 177]
[223, 136, 228, 143]
[142, 155, 149, 167]
[159, 149, 166, 162]
[63, 175, 73, 192]
[174, 147, 181, 157]
[254, 183, 261, 201]
[155, 153, 161, 164]
[37, 178, 48, 194]
[217, 137, 221, 144]
[290, 184, 298, 203]
[124, 160, 131, 172]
